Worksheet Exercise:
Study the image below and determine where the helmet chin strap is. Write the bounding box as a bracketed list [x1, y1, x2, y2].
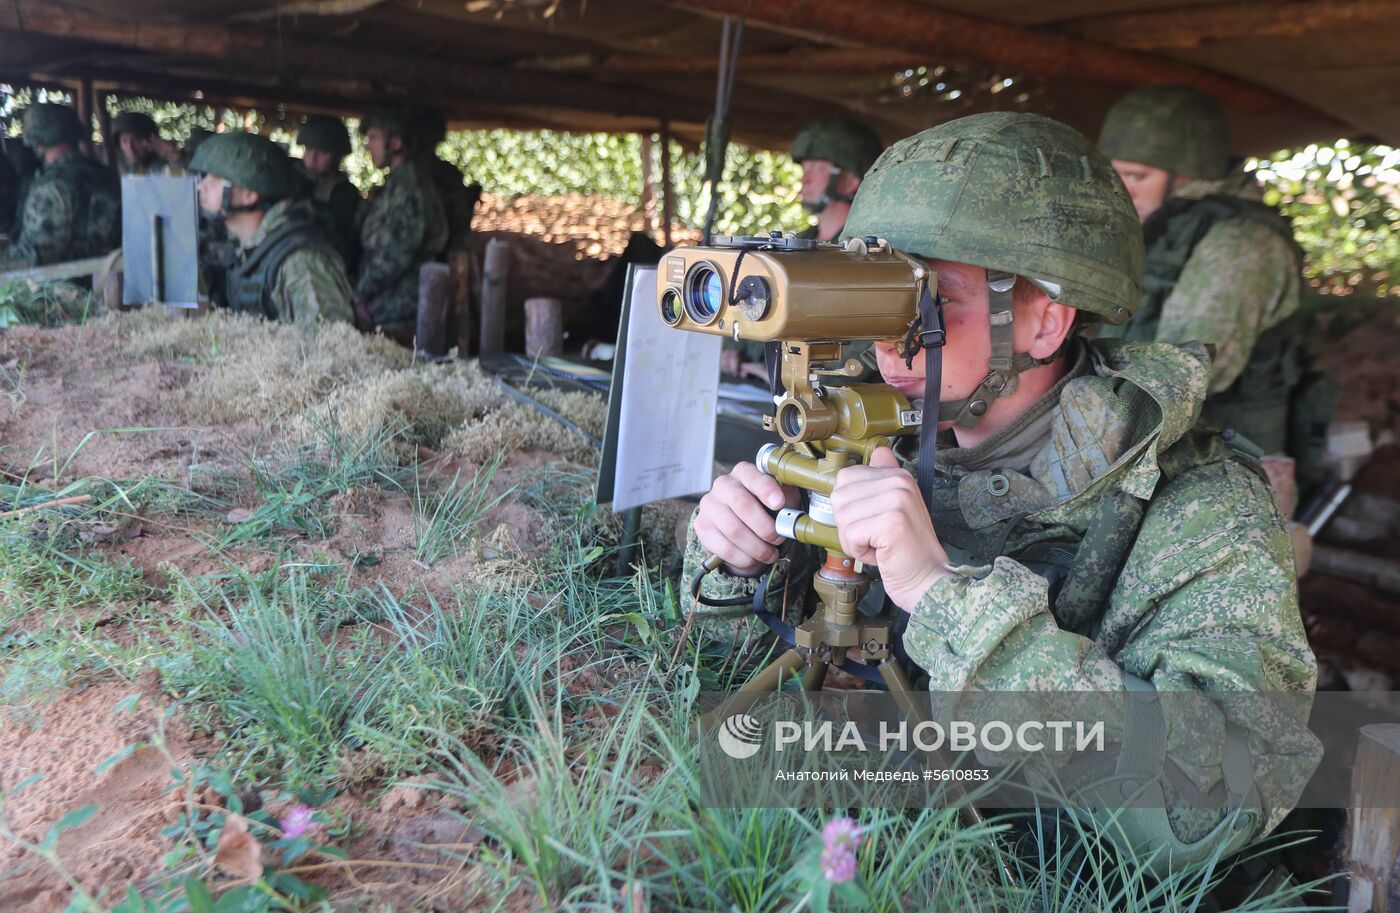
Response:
[800, 167, 856, 215]
[929, 271, 1061, 429]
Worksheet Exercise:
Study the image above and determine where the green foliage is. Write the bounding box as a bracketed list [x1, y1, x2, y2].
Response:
[0, 280, 95, 328]
[1252, 139, 1400, 296]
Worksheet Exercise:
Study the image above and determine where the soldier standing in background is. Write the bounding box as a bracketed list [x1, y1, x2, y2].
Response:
[190, 131, 353, 328]
[1, 103, 119, 268]
[296, 114, 362, 273]
[353, 106, 447, 343]
[722, 116, 885, 381]
[1097, 85, 1309, 515]
[111, 111, 180, 175]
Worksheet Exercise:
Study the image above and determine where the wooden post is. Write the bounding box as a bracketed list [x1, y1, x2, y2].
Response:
[480, 237, 510, 357]
[524, 297, 564, 358]
[74, 77, 96, 158]
[448, 249, 473, 357]
[660, 120, 674, 249]
[1348, 725, 1400, 912]
[640, 131, 656, 235]
[95, 92, 112, 166]
[415, 262, 452, 358]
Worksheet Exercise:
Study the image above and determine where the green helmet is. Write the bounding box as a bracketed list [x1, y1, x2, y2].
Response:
[189, 131, 304, 202]
[297, 115, 351, 157]
[1098, 84, 1229, 180]
[844, 112, 1142, 427]
[791, 117, 884, 179]
[360, 106, 411, 142]
[21, 103, 86, 149]
[111, 111, 159, 140]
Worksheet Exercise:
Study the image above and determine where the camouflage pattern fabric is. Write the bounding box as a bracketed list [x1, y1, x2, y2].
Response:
[1138, 179, 1300, 395]
[1, 149, 119, 268]
[242, 199, 354, 328]
[302, 165, 362, 273]
[682, 336, 1318, 872]
[355, 156, 448, 332]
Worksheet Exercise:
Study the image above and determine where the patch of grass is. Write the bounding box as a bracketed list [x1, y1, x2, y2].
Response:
[412, 454, 511, 565]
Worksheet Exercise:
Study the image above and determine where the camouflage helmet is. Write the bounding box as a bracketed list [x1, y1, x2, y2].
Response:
[189, 131, 304, 201]
[20, 103, 86, 149]
[1098, 85, 1229, 180]
[360, 106, 411, 142]
[791, 117, 885, 178]
[111, 111, 159, 140]
[844, 112, 1142, 325]
[297, 114, 352, 157]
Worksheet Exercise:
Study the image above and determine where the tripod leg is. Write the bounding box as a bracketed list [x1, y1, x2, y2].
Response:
[877, 658, 988, 829]
[803, 660, 828, 691]
[699, 648, 807, 730]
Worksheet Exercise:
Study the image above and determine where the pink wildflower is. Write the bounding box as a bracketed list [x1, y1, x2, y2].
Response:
[280, 804, 314, 840]
[820, 816, 861, 884]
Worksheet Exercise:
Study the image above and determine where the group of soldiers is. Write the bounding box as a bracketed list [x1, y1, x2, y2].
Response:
[0, 83, 1339, 879]
[691, 85, 1327, 883]
[0, 102, 477, 342]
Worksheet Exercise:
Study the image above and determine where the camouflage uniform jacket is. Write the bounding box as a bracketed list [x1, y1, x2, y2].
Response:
[355, 156, 448, 332]
[302, 165, 362, 274]
[236, 199, 354, 329]
[684, 337, 1319, 872]
[1, 149, 120, 268]
[1103, 177, 1301, 397]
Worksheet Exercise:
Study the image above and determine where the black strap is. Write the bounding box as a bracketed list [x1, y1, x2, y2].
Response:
[914, 281, 946, 508]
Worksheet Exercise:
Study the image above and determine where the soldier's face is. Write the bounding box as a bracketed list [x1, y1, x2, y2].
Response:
[197, 174, 228, 217]
[872, 260, 1071, 429]
[365, 129, 390, 168]
[1111, 159, 1171, 222]
[302, 147, 339, 177]
[119, 132, 155, 167]
[874, 261, 996, 417]
[800, 159, 837, 204]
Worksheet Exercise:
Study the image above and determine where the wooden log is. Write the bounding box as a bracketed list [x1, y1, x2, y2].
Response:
[479, 238, 510, 358]
[0, 254, 114, 284]
[415, 262, 451, 358]
[660, 120, 674, 250]
[579, 47, 933, 76]
[1068, 0, 1400, 52]
[1311, 545, 1400, 596]
[448, 249, 472, 358]
[1348, 725, 1400, 913]
[0, 4, 719, 125]
[655, 0, 1313, 115]
[524, 297, 564, 358]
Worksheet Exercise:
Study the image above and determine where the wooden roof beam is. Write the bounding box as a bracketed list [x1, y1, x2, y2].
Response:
[0, 3, 719, 124]
[1064, 0, 1400, 51]
[526, 47, 932, 75]
[656, 0, 1322, 116]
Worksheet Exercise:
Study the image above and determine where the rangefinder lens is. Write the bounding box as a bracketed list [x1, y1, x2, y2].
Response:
[684, 263, 724, 325]
[659, 289, 683, 326]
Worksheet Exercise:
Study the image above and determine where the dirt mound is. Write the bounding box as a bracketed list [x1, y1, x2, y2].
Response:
[472, 192, 697, 258]
[0, 683, 199, 912]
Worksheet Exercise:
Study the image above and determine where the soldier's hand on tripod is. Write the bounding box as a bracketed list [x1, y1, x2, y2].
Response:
[694, 462, 800, 577]
[831, 447, 950, 612]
